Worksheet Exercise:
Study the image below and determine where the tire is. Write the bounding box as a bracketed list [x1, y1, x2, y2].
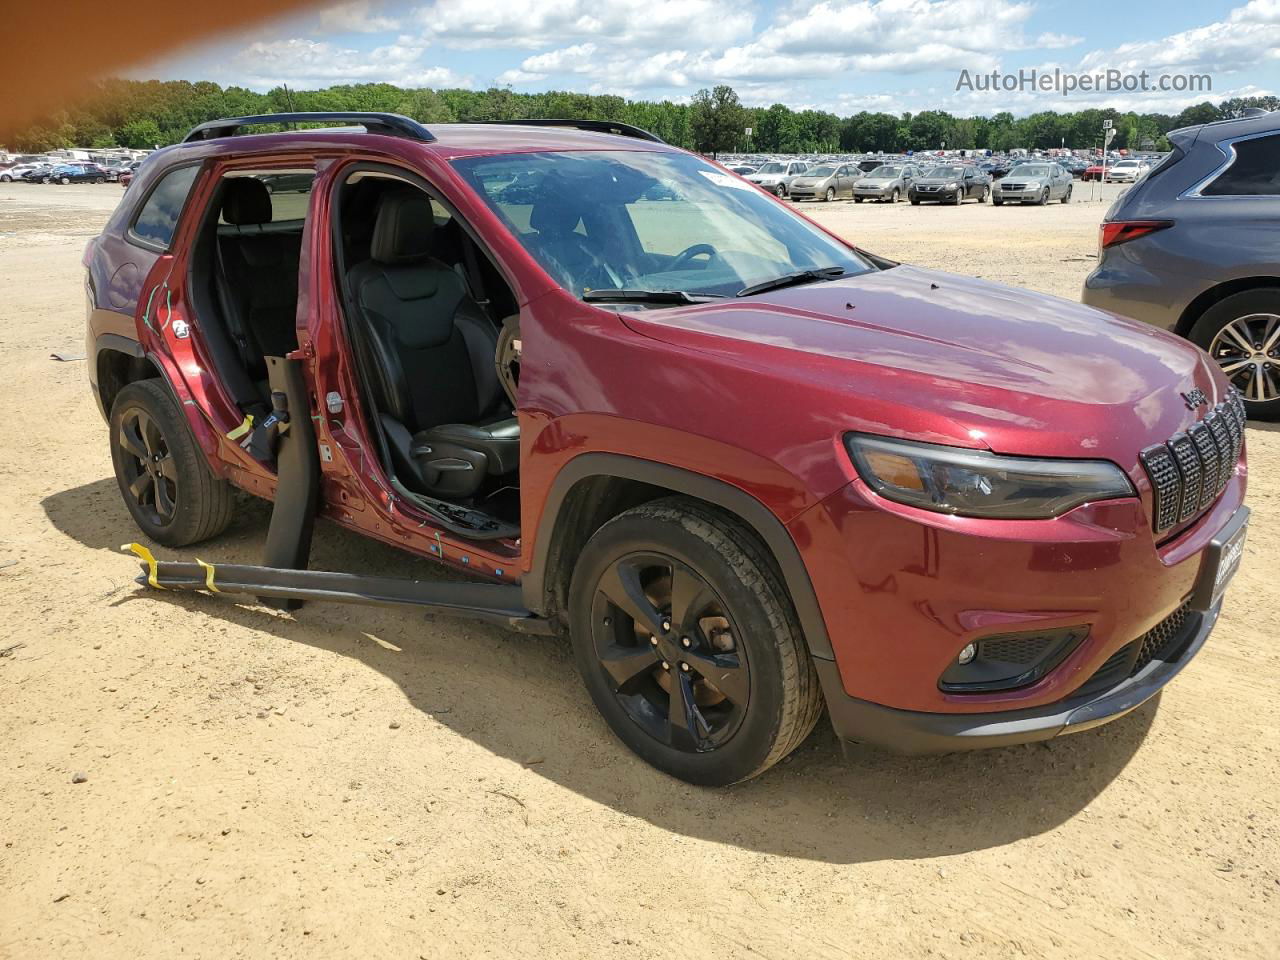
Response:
[94, 177, 105, 184]
[980, 186, 989, 203]
[1037, 188, 1049, 205]
[0, 174, 10, 182]
[774, 184, 786, 198]
[1189, 288, 1280, 421]
[854, 196, 863, 202]
[568, 497, 823, 785]
[1062, 186, 1072, 204]
[910, 197, 919, 205]
[953, 190, 963, 205]
[824, 186, 835, 202]
[60, 176, 70, 184]
[109, 379, 235, 546]
[889, 187, 900, 203]
[992, 198, 1003, 206]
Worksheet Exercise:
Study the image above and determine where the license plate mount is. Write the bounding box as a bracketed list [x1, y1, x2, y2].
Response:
[1189, 507, 1249, 612]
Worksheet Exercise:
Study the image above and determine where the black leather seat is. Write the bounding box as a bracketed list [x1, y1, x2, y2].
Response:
[216, 178, 302, 385]
[346, 185, 517, 499]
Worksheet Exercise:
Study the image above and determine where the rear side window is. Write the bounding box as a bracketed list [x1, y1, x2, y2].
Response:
[1203, 134, 1280, 196]
[132, 165, 200, 248]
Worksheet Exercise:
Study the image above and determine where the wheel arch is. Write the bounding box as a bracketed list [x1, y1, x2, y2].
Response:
[95, 335, 163, 418]
[525, 454, 834, 660]
[1175, 276, 1280, 339]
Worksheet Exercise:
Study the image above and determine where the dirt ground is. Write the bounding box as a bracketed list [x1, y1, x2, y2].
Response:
[1, 181, 1277, 960]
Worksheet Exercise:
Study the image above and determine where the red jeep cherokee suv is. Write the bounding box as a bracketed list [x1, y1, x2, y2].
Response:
[85, 113, 1249, 784]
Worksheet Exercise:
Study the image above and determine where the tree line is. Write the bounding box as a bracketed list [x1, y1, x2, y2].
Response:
[7, 77, 1277, 156]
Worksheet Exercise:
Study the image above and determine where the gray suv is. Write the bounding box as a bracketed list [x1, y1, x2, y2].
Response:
[1083, 110, 1280, 419]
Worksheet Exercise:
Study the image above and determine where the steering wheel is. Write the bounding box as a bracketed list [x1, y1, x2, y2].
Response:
[669, 243, 721, 272]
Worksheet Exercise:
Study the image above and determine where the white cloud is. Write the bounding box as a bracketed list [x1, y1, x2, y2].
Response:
[414, 0, 755, 50]
[232, 38, 472, 88]
[317, 1, 400, 33]
[1036, 32, 1082, 48]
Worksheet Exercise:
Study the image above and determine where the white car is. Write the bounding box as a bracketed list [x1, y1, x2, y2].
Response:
[1105, 159, 1149, 183]
[746, 160, 809, 197]
[0, 163, 43, 182]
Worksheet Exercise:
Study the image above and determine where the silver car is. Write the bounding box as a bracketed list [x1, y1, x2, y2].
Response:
[1082, 109, 1280, 419]
[994, 162, 1073, 205]
[787, 163, 860, 201]
[745, 160, 809, 197]
[853, 163, 919, 203]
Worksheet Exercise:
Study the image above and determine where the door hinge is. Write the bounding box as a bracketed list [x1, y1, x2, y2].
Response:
[287, 341, 316, 361]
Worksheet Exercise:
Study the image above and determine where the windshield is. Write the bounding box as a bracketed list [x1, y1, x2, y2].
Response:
[755, 162, 786, 174]
[927, 166, 965, 178]
[806, 166, 836, 177]
[1011, 164, 1051, 177]
[868, 166, 900, 178]
[453, 150, 873, 300]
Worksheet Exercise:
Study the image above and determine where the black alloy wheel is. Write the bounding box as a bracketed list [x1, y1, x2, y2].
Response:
[588, 552, 750, 753]
[117, 406, 179, 526]
[569, 498, 823, 784]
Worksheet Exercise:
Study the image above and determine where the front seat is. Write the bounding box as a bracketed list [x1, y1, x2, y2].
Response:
[346, 185, 518, 499]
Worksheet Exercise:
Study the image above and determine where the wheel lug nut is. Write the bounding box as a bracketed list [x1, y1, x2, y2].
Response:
[681, 637, 691, 648]
[661, 661, 669, 670]
[661, 620, 671, 632]
[649, 636, 657, 646]
[680, 662, 690, 672]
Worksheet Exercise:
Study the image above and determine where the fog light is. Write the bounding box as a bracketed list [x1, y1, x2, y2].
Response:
[957, 642, 977, 665]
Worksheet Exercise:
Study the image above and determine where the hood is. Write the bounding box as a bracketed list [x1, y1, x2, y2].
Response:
[616, 264, 1225, 464]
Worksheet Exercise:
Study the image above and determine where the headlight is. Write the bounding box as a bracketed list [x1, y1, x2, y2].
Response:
[844, 434, 1135, 519]
[947, 182, 960, 190]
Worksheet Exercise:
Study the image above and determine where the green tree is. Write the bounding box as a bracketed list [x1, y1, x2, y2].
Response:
[118, 118, 163, 149]
[689, 85, 745, 157]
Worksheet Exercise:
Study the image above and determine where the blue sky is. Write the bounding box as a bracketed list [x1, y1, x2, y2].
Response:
[139, 0, 1280, 116]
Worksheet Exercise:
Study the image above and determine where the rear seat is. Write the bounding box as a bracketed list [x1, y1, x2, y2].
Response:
[215, 178, 303, 373]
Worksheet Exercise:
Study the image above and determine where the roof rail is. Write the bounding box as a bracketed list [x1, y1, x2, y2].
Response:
[479, 118, 666, 144]
[183, 112, 435, 144]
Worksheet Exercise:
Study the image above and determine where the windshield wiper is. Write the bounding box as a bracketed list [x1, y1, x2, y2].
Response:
[582, 289, 726, 305]
[736, 267, 846, 298]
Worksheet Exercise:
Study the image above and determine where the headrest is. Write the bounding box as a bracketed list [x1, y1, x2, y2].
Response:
[529, 200, 583, 237]
[371, 186, 435, 264]
[222, 178, 272, 226]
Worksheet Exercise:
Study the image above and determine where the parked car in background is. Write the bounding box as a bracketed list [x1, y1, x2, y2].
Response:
[854, 159, 887, 173]
[22, 164, 58, 183]
[727, 164, 757, 175]
[1084, 109, 1280, 419]
[788, 163, 860, 201]
[994, 162, 1074, 205]
[47, 163, 110, 184]
[745, 159, 809, 196]
[1082, 162, 1106, 181]
[119, 170, 135, 189]
[1, 163, 43, 182]
[1106, 159, 1150, 183]
[908, 164, 990, 204]
[852, 163, 919, 203]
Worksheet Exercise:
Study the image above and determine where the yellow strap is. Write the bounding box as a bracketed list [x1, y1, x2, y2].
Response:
[226, 414, 255, 441]
[195, 558, 220, 593]
[122, 542, 163, 590]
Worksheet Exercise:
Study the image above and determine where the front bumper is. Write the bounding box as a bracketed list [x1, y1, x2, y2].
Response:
[908, 187, 957, 201]
[997, 186, 1045, 201]
[818, 596, 1219, 753]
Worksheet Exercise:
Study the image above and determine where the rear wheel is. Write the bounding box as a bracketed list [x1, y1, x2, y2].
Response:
[94, 176, 106, 184]
[109, 379, 234, 546]
[1191, 289, 1280, 420]
[1062, 185, 1072, 203]
[569, 498, 823, 785]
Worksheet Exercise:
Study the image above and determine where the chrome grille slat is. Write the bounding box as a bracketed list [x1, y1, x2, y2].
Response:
[1139, 390, 1242, 534]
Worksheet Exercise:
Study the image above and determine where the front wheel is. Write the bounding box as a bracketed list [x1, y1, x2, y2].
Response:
[109, 379, 235, 546]
[854, 196, 864, 203]
[824, 186, 835, 202]
[60, 176, 70, 184]
[774, 184, 786, 198]
[1192, 289, 1280, 420]
[910, 197, 920, 205]
[889, 187, 900, 203]
[1037, 187, 1049, 205]
[569, 498, 823, 785]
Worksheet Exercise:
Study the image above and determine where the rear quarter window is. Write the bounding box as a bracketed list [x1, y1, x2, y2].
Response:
[131, 164, 200, 249]
[1202, 133, 1280, 196]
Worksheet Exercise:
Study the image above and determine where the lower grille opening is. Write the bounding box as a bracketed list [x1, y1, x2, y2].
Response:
[1074, 602, 1196, 698]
